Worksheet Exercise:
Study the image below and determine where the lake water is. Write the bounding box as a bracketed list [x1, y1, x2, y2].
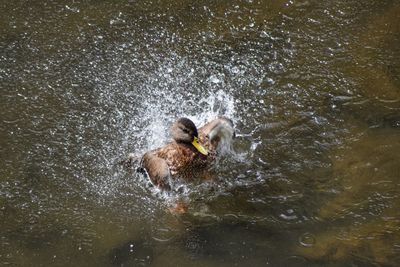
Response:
[1, 0, 400, 266]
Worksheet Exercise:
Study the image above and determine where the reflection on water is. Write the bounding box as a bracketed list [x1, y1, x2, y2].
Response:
[1, 0, 400, 266]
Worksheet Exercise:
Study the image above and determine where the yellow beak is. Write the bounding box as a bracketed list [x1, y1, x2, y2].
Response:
[192, 137, 208, 155]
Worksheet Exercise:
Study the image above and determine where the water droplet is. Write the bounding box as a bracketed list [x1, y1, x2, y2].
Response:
[260, 31, 269, 38]
[209, 75, 221, 84]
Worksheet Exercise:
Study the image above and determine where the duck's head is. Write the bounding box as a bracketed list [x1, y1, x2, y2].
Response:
[171, 118, 208, 155]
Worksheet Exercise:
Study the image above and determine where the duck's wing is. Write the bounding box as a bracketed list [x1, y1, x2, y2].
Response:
[141, 151, 171, 189]
[141, 143, 197, 188]
[155, 143, 197, 174]
[198, 117, 235, 151]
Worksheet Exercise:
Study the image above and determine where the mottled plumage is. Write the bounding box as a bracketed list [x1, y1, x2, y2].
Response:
[140, 117, 234, 189]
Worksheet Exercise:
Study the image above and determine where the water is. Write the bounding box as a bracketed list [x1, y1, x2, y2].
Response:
[1, 0, 400, 266]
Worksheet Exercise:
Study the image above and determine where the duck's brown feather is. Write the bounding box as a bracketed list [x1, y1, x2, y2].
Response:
[140, 117, 233, 189]
[142, 142, 211, 184]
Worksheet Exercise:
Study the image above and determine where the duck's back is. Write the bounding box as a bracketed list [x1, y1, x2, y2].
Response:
[156, 143, 204, 174]
[142, 142, 209, 186]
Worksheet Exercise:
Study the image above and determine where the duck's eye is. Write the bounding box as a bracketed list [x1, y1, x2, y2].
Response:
[182, 128, 190, 134]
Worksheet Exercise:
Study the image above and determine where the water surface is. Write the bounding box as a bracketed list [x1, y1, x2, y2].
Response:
[1, 0, 400, 266]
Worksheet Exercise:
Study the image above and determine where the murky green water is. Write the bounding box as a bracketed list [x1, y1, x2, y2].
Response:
[1, 0, 400, 266]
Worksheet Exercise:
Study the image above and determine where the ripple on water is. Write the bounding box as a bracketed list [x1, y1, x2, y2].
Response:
[2, 1, 400, 266]
[298, 232, 316, 248]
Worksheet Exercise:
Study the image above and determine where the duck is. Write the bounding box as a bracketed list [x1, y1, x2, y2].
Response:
[131, 117, 235, 190]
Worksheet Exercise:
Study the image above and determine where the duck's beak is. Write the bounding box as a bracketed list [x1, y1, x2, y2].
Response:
[192, 137, 208, 155]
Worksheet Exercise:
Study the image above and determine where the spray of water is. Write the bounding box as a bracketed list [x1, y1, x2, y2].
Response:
[61, 47, 243, 211]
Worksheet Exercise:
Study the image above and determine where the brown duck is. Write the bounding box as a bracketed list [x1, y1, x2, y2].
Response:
[138, 117, 234, 189]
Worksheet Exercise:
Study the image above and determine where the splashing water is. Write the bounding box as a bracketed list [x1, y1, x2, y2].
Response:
[66, 47, 241, 205]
